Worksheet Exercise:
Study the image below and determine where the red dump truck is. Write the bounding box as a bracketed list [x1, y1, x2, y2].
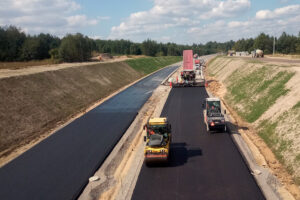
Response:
[173, 50, 205, 87]
[195, 59, 200, 69]
[183, 50, 194, 71]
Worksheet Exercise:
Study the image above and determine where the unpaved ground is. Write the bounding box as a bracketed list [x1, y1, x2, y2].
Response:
[0, 62, 143, 166]
[0, 55, 135, 79]
[266, 54, 300, 60]
[240, 56, 300, 64]
[205, 56, 300, 199]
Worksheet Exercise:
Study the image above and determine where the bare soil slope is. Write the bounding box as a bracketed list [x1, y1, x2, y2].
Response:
[0, 62, 142, 159]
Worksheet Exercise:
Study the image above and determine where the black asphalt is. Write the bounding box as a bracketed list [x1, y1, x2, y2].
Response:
[132, 87, 265, 200]
[0, 65, 178, 200]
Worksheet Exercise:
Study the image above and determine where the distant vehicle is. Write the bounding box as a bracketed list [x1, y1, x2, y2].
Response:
[252, 49, 264, 58]
[228, 50, 235, 56]
[194, 53, 198, 58]
[203, 98, 227, 132]
[195, 59, 200, 69]
[173, 50, 205, 87]
[143, 117, 171, 165]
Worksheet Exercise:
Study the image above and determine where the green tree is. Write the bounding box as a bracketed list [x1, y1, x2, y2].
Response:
[21, 34, 61, 60]
[130, 43, 142, 55]
[59, 33, 92, 62]
[0, 26, 26, 61]
[142, 39, 159, 56]
[49, 48, 59, 60]
[277, 32, 297, 54]
[21, 37, 41, 60]
[296, 32, 300, 54]
[254, 33, 273, 54]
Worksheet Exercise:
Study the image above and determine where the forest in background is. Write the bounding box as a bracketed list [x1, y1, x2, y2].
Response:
[1, 25, 300, 62]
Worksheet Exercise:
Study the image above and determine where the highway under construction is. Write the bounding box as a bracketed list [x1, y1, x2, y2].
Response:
[0, 52, 266, 200]
[132, 87, 264, 200]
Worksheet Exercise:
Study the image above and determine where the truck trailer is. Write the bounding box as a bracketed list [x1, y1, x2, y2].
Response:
[173, 50, 205, 87]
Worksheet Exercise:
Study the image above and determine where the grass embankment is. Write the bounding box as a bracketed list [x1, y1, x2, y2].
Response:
[0, 56, 180, 163]
[208, 56, 300, 185]
[226, 66, 294, 122]
[126, 56, 182, 74]
[258, 102, 300, 184]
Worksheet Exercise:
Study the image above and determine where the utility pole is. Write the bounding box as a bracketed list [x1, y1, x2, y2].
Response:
[273, 36, 276, 56]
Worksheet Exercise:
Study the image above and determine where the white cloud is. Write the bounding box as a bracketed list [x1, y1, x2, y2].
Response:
[110, 1, 300, 43]
[187, 5, 300, 43]
[255, 4, 300, 19]
[66, 15, 98, 27]
[89, 35, 103, 40]
[0, 0, 102, 36]
[109, 0, 251, 41]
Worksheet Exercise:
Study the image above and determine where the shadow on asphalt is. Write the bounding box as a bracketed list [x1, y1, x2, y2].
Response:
[146, 142, 202, 168]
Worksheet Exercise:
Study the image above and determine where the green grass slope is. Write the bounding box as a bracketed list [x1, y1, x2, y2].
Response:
[126, 56, 182, 74]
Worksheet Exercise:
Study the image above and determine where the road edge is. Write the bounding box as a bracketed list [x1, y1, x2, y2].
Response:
[0, 61, 180, 167]
[78, 64, 179, 200]
[206, 90, 284, 200]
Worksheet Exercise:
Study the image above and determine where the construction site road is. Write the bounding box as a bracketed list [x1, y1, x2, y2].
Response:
[132, 87, 265, 200]
[0, 65, 178, 200]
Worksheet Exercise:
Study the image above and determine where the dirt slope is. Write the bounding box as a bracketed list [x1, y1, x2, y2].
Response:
[0, 62, 142, 160]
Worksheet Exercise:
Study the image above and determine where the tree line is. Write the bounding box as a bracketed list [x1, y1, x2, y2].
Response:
[1, 25, 300, 62]
[233, 32, 300, 54]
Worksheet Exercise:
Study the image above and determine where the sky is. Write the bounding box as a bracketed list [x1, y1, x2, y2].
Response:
[0, 0, 300, 44]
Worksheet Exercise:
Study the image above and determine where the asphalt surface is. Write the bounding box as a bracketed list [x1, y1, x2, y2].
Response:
[0, 65, 178, 200]
[132, 87, 265, 200]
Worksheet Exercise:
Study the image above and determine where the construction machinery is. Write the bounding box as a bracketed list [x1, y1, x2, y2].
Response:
[173, 50, 205, 87]
[195, 59, 200, 69]
[203, 98, 227, 132]
[252, 49, 264, 58]
[143, 117, 171, 164]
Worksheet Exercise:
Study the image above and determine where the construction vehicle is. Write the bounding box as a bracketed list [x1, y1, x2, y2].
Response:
[203, 98, 227, 132]
[173, 50, 205, 87]
[195, 59, 200, 69]
[143, 117, 171, 164]
[252, 49, 264, 58]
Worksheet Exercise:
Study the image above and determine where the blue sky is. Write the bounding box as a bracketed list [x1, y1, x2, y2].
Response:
[0, 0, 300, 44]
[75, 0, 153, 37]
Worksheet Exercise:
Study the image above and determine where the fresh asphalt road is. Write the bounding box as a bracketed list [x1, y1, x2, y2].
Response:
[132, 87, 265, 200]
[0, 65, 178, 200]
